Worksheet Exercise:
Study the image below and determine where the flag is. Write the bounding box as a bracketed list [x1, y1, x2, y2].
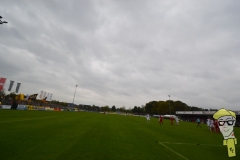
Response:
[47, 93, 50, 100]
[49, 94, 53, 100]
[0, 77, 7, 91]
[20, 93, 24, 100]
[16, 93, 24, 101]
[28, 94, 38, 101]
[39, 91, 43, 99]
[24, 94, 29, 100]
[31, 94, 38, 100]
[15, 83, 21, 93]
[41, 96, 47, 103]
[43, 92, 47, 99]
[8, 80, 14, 91]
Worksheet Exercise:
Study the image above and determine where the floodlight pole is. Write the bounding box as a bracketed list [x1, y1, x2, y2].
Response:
[72, 85, 78, 107]
[168, 95, 171, 115]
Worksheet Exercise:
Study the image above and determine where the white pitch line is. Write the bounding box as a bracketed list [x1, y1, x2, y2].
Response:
[159, 142, 223, 147]
[158, 142, 189, 160]
[158, 141, 240, 147]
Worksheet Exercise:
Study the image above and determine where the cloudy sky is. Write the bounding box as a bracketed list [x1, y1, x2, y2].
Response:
[0, 0, 239, 110]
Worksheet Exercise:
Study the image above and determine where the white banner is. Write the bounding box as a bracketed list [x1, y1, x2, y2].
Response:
[2, 105, 11, 109]
[49, 94, 53, 100]
[43, 92, 47, 99]
[17, 105, 26, 110]
[47, 93, 50, 99]
[39, 91, 43, 99]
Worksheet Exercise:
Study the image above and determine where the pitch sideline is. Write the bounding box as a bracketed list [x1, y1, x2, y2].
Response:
[158, 142, 189, 160]
[158, 141, 240, 147]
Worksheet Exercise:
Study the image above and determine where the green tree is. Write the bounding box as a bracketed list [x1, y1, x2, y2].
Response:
[157, 101, 169, 115]
[101, 106, 110, 112]
[150, 102, 158, 114]
[173, 101, 188, 111]
[120, 106, 126, 113]
[189, 106, 203, 111]
[0, 89, 6, 103]
[5, 92, 17, 100]
[111, 105, 116, 112]
[145, 101, 157, 114]
[132, 106, 138, 113]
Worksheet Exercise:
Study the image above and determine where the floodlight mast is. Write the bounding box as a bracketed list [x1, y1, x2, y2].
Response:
[0, 16, 8, 24]
[72, 85, 78, 107]
[168, 95, 171, 115]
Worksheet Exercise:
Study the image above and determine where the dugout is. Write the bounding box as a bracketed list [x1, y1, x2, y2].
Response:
[176, 110, 240, 127]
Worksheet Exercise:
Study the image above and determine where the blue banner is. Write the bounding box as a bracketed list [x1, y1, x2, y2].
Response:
[17, 105, 27, 110]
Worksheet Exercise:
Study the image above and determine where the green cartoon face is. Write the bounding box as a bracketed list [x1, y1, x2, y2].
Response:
[218, 116, 235, 137]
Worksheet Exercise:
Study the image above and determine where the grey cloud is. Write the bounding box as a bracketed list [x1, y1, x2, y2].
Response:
[0, 0, 240, 110]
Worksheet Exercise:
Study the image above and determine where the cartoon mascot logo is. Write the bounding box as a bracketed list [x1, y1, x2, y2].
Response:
[213, 109, 237, 157]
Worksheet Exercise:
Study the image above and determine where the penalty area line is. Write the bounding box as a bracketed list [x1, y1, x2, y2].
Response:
[158, 142, 189, 160]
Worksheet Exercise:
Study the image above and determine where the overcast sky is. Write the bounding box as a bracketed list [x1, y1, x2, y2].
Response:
[0, 0, 239, 110]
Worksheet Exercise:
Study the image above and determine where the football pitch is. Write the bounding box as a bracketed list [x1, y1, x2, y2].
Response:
[0, 110, 239, 160]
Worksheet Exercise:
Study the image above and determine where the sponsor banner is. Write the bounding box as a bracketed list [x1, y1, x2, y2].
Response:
[176, 111, 227, 115]
[2, 105, 11, 109]
[17, 105, 27, 110]
[192, 111, 202, 114]
[54, 108, 61, 111]
[204, 111, 216, 114]
[38, 107, 45, 111]
[176, 111, 184, 114]
[26, 105, 38, 110]
[0, 105, 2, 109]
[184, 112, 193, 114]
[45, 107, 51, 110]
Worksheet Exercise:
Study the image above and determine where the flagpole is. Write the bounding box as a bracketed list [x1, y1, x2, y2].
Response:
[72, 85, 78, 107]
[7, 80, 14, 105]
[168, 95, 171, 115]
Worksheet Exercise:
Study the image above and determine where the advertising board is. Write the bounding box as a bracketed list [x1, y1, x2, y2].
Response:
[2, 105, 11, 109]
[17, 105, 27, 110]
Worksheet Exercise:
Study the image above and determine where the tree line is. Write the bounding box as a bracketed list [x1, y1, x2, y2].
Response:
[144, 100, 207, 115]
[1, 89, 208, 114]
[95, 100, 207, 115]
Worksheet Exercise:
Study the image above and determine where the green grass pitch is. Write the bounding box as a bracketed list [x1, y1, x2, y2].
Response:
[0, 110, 239, 160]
